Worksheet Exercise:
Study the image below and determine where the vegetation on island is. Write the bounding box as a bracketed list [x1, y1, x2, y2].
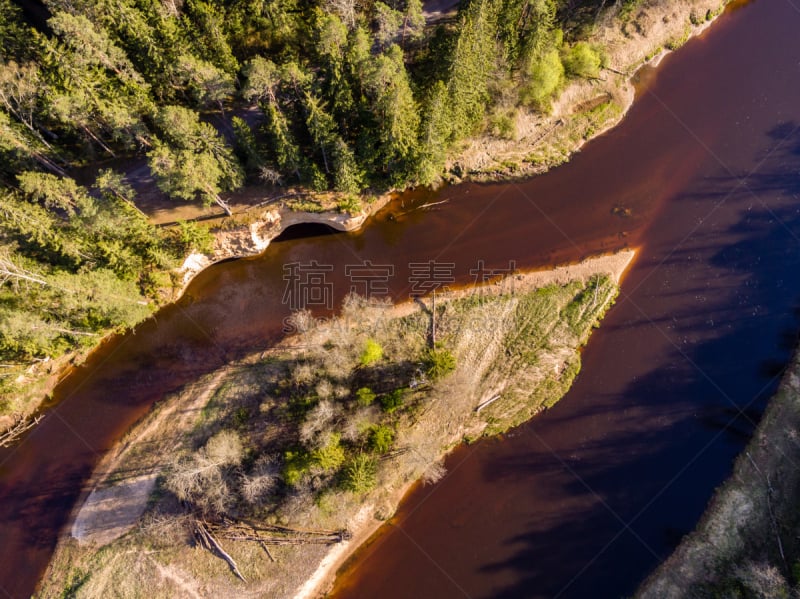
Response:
[38, 274, 621, 597]
[0, 0, 620, 418]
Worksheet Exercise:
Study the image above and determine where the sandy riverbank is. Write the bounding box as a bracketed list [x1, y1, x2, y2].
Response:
[39, 249, 634, 599]
[290, 250, 636, 599]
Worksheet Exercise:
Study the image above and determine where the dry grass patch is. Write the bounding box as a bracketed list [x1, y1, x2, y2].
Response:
[39, 261, 629, 599]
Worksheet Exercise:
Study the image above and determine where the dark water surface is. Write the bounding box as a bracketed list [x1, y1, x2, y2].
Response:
[1, 0, 798, 597]
[330, 1, 800, 598]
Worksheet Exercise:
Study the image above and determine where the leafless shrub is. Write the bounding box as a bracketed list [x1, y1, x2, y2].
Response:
[733, 561, 789, 597]
[422, 462, 447, 486]
[287, 309, 315, 333]
[319, 345, 356, 381]
[160, 0, 184, 17]
[300, 400, 338, 445]
[138, 512, 193, 547]
[325, 0, 357, 28]
[240, 455, 279, 505]
[340, 407, 379, 443]
[164, 430, 244, 515]
[341, 294, 393, 329]
[291, 362, 315, 387]
[259, 166, 283, 186]
[280, 483, 316, 526]
[315, 379, 333, 400]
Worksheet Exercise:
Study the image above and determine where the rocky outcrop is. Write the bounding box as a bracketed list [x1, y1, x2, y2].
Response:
[177, 195, 393, 292]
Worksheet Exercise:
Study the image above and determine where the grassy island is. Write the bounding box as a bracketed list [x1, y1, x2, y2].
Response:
[38, 252, 633, 598]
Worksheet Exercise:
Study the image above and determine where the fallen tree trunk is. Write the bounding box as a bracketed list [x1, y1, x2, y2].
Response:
[0, 414, 43, 448]
[194, 520, 247, 582]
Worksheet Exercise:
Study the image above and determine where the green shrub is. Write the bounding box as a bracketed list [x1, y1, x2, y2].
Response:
[424, 346, 456, 380]
[287, 394, 317, 422]
[355, 386, 376, 407]
[489, 110, 517, 140]
[380, 388, 406, 413]
[337, 195, 362, 215]
[139, 269, 174, 299]
[359, 338, 383, 366]
[619, 0, 640, 20]
[368, 425, 395, 454]
[562, 42, 601, 78]
[305, 162, 329, 192]
[233, 406, 250, 428]
[174, 220, 214, 254]
[312, 433, 346, 471]
[520, 49, 564, 111]
[341, 454, 377, 493]
[282, 449, 312, 486]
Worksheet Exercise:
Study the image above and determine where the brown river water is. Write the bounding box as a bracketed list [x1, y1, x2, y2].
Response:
[1, 0, 799, 596]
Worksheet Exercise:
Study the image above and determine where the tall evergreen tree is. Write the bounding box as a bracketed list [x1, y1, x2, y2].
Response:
[446, 0, 500, 139]
[364, 44, 420, 181]
[148, 106, 244, 215]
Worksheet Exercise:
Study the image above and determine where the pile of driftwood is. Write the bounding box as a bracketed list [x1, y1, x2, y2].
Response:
[0, 414, 42, 448]
[193, 516, 350, 581]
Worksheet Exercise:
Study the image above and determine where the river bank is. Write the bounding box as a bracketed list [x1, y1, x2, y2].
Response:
[4, 0, 787, 594]
[171, 0, 733, 298]
[35, 250, 634, 598]
[636, 347, 800, 597]
[1, 0, 730, 435]
[447, 0, 729, 181]
[0, 192, 393, 435]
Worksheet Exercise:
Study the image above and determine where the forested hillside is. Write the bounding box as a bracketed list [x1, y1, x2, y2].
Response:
[0, 0, 605, 416]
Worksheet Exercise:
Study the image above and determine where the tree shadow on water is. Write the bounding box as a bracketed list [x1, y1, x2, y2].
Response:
[472, 123, 800, 598]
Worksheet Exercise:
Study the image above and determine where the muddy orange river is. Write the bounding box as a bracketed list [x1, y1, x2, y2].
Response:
[1, 0, 798, 596]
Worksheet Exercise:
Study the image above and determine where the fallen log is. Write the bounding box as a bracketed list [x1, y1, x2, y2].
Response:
[0, 414, 43, 448]
[476, 394, 501, 413]
[195, 520, 247, 582]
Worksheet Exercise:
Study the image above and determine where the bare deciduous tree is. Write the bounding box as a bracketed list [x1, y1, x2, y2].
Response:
[239, 455, 278, 505]
[165, 430, 244, 515]
[300, 400, 338, 445]
[326, 0, 357, 28]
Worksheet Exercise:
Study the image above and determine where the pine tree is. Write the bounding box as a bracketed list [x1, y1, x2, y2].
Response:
[0, 0, 32, 61]
[417, 80, 451, 184]
[183, 0, 240, 75]
[331, 138, 363, 193]
[149, 143, 235, 215]
[231, 116, 266, 174]
[243, 58, 304, 182]
[0, 111, 64, 176]
[446, 0, 500, 139]
[148, 106, 244, 215]
[364, 45, 420, 181]
[304, 92, 339, 176]
[175, 54, 234, 112]
[263, 102, 304, 182]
